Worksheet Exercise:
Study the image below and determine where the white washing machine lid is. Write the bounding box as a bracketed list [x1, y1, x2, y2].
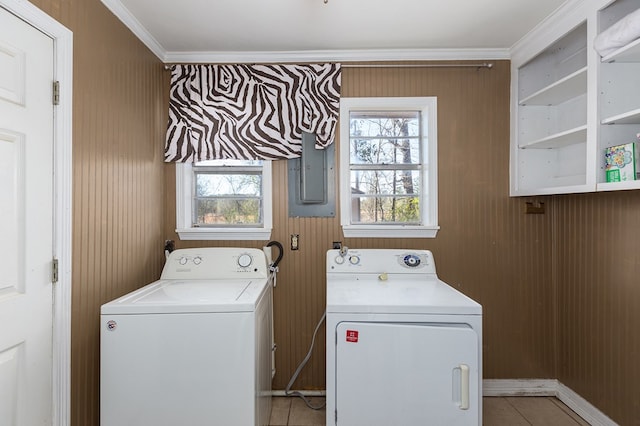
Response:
[101, 278, 269, 314]
[326, 275, 481, 315]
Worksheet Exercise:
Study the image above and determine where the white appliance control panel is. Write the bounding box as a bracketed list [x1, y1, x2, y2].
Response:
[161, 247, 268, 280]
[327, 249, 436, 275]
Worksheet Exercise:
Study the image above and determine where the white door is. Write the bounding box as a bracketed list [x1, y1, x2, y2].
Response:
[335, 322, 479, 426]
[0, 7, 54, 426]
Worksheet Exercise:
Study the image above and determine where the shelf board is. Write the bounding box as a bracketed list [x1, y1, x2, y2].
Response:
[513, 181, 592, 197]
[519, 67, 587, 106]
[597, 180, 640, 192]
[601, 37, 640, 63]
[601, 108, 640, 125]
[519, 125, 587, 149]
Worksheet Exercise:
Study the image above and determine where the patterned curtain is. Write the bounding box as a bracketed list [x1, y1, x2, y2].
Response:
[165, 63, 341, 162]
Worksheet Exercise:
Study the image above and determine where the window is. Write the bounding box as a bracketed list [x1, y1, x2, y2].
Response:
[339, 97, 439, 238]
[175, 160, 272, 240]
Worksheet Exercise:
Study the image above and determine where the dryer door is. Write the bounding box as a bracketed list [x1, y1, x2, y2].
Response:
[334, 322, 479, 426]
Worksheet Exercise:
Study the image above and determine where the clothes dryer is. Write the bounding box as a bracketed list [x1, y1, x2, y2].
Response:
[326, 249, 482, 426]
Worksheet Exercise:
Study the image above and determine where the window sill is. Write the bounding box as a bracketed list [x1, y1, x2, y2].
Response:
[342, 225, 440, 238]
[176, 228, 272, 241]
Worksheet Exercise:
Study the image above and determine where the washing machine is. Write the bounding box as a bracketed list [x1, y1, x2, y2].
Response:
[101, 247, 273, 426]
[326, 249, 482, 426]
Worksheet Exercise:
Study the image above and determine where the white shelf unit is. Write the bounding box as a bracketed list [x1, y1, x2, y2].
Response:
[511, 12, 593, 196]
[596, 0, 640, 191]
[510, 0, 640, 196]
[601, 36, 640, 62]
[601, 108, 640, 125]
[519, 125, 588, 150]
[519, 66, 588, 107]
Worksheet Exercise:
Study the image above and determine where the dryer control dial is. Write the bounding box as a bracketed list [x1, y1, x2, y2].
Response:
[403, 254, 421, 267]
[237, 253, 253, 268]
[349, 255, 360, 265]
[178, 256, 188, 266]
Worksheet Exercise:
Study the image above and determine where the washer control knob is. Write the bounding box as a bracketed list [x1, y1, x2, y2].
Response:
[238, 253, 253, 268]
[349, 255, 360, 265]
[334, 255, 345, 265]
[193, 256, 202, 265]
[178, 256, 188, 265]
[403, 254, 421, 267]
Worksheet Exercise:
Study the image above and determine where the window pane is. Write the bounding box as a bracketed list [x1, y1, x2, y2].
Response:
[196, 173, 261, 197]
[339, 97, 437, 237]
[349, 112, 420, 138]
[351, 195, 421, 224]
[350, 138, 420, 165]
[194, 198, 262, 225]
[350, 170, 421, 196]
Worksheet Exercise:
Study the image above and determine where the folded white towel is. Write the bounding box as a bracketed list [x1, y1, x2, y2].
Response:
[594, 7, 640, 58]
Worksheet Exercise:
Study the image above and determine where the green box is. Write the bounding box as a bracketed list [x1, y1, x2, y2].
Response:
[605, 143, 637, 182]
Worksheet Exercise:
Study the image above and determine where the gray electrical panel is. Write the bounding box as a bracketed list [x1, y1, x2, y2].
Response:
[300, 132, 325, 203]
[288, 132, 335, 217]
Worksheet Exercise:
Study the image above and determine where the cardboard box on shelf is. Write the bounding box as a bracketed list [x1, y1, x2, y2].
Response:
[605, 142, 638, 182]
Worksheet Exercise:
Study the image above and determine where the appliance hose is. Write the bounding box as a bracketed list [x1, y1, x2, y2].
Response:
[284, 311, 327, 410]
[265, 241, 283, 288]
[266, 240, 283, 268]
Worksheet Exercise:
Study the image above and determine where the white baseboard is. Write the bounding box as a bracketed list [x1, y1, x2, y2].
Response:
[483, 379, 558, 396]
[483, 379, 618, 426]
[556, 382, 618, 426]
[271, 390, 326, 397]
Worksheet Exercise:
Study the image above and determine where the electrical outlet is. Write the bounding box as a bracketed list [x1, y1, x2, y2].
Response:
[525, 201, 545, 214]
[291, 234, 299, 250]
[332, 241, 342, 249]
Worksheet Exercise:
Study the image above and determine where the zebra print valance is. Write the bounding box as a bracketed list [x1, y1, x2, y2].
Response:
[165, 63, 342, 162]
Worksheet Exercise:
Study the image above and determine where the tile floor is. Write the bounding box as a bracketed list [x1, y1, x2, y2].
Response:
[269, 396, 591, 426]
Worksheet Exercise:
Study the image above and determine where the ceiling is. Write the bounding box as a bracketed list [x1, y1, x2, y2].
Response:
[101, 0, 569, 63]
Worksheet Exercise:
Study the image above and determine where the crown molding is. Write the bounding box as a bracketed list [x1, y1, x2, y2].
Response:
[100, 0, 165, 60]
[509, 0, 587, 66]
[163, 48, 509, 64]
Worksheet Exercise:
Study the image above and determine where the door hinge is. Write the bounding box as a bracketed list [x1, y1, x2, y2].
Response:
[53, 81, 60, 105]
[52, 258, 59, 284]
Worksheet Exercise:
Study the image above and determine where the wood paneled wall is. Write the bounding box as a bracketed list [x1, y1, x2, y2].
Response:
[27, 1, 167, 425]
[554, 191, 640, 425]
[340, 63, 556, 381]
[164, 61, 558, 391]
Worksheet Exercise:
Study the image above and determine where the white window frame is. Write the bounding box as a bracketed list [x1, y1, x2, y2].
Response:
[175, 161, 273, 240]
[339, 97, 439, 238]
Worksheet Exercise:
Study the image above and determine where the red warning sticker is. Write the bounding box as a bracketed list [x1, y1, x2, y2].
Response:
[346, 329, 359, 343]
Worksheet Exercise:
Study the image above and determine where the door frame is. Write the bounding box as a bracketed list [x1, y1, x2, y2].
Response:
[0, 1, 72, 425]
